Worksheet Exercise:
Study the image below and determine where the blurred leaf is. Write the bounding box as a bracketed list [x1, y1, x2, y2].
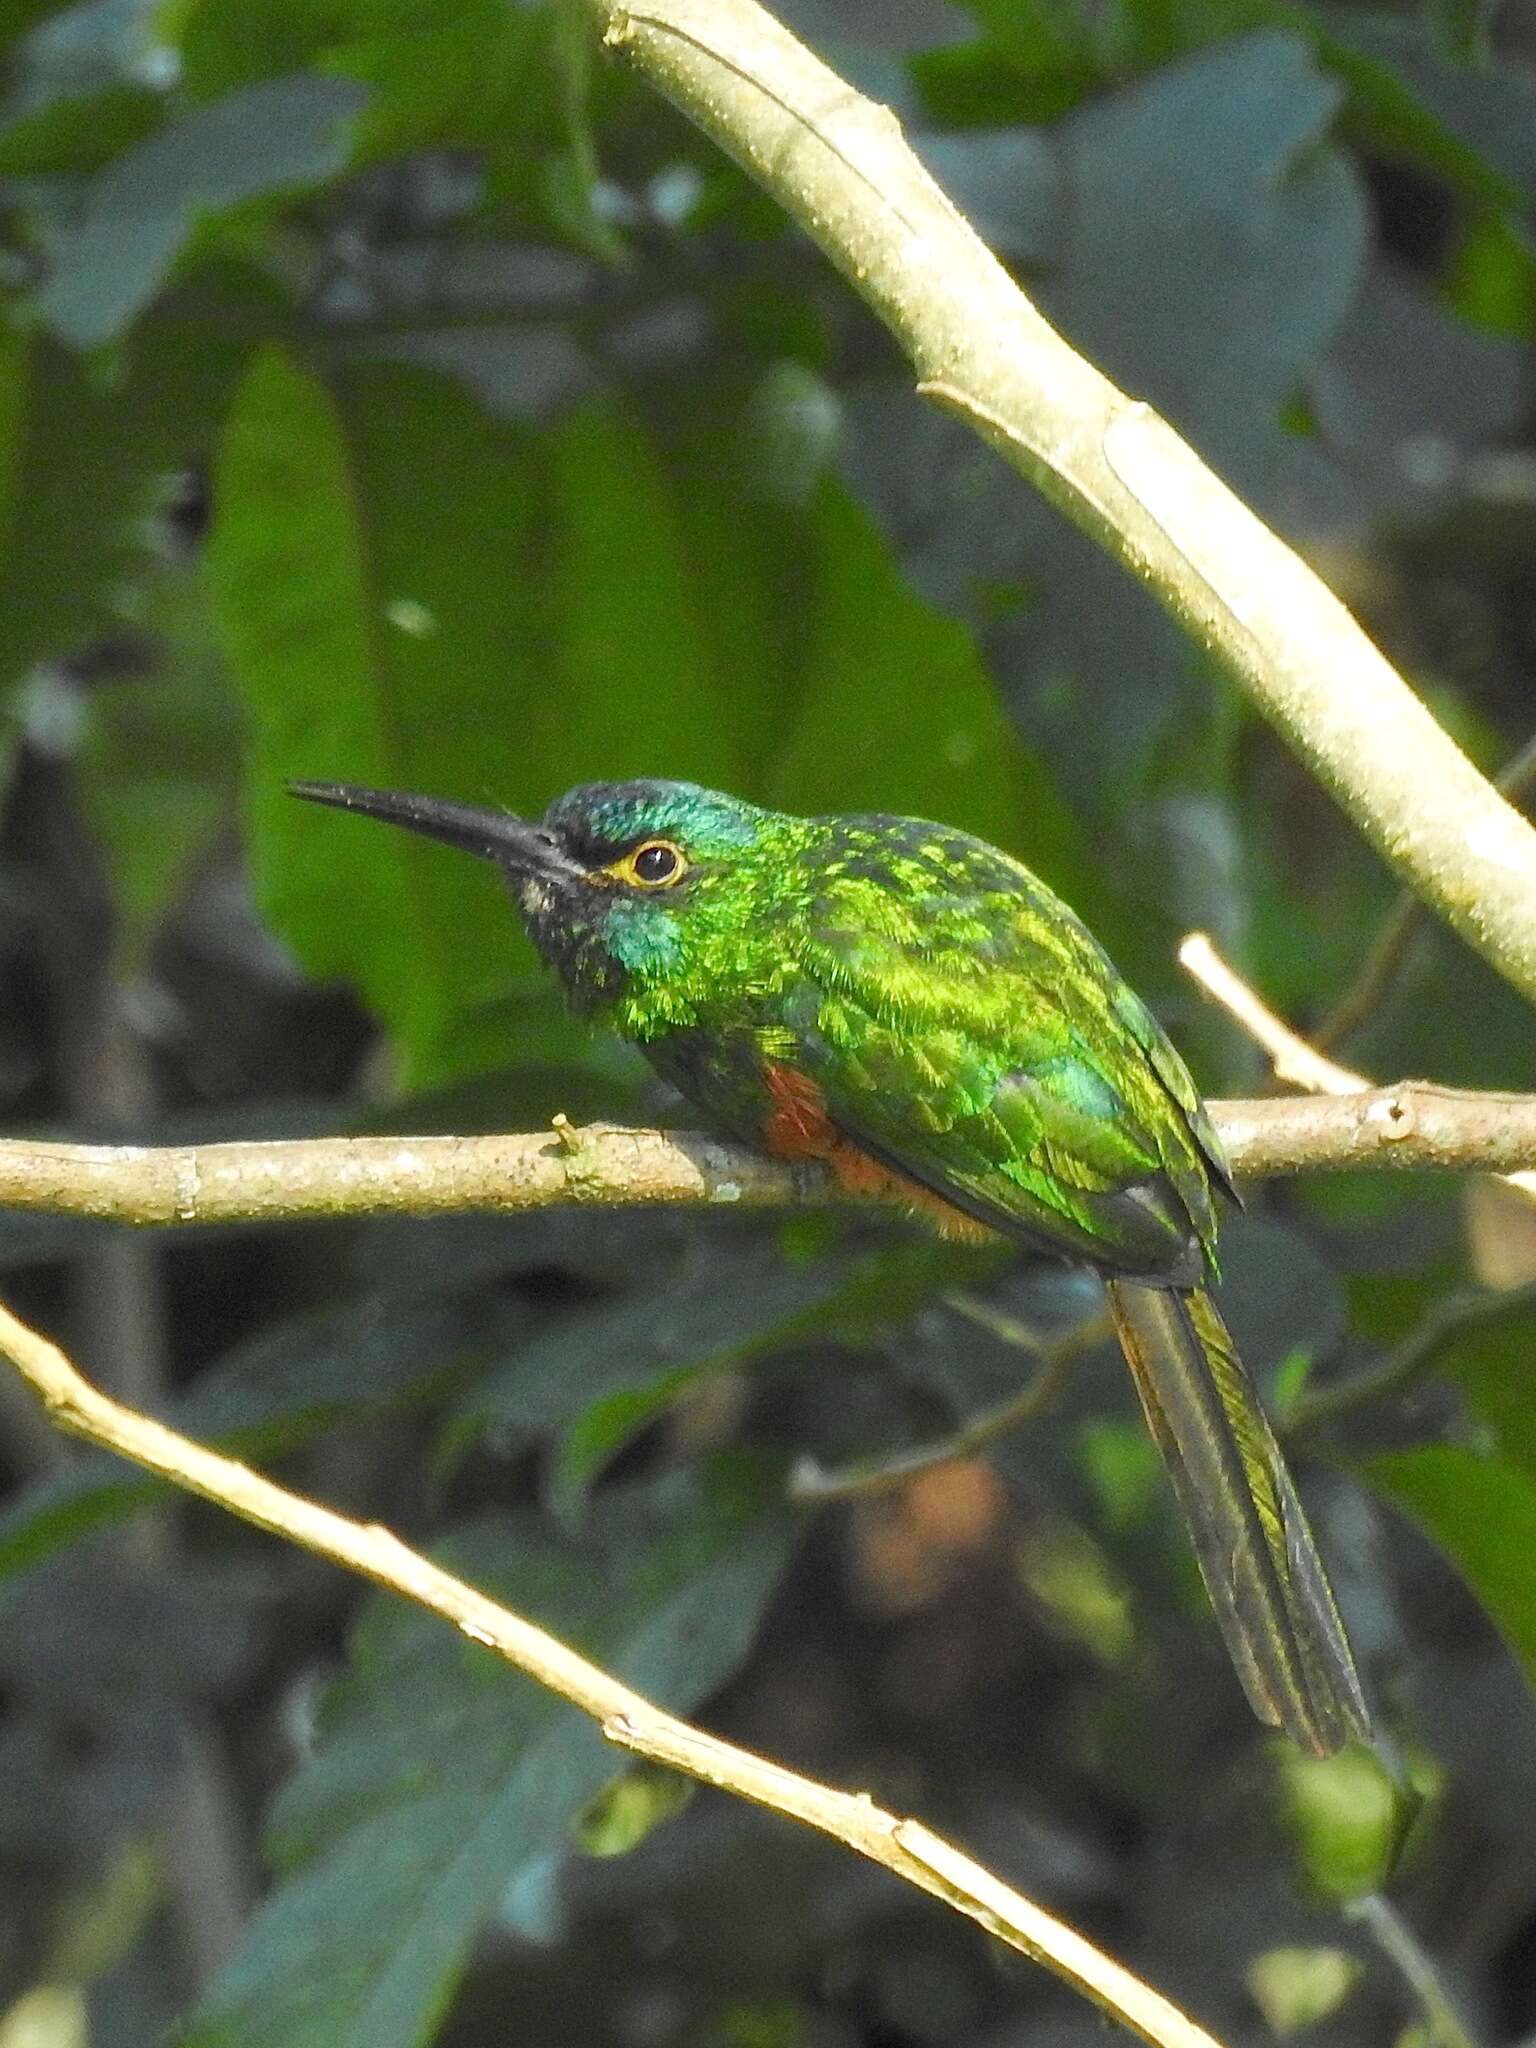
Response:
[208, 348, 548, 1087]
[734, 362, 841, 508]
[573, 1760, 693, 1857]
[951, 0, 1097, 71]
[0, 81, 164, 174]
[78, 573, 243, 963]
[883, 33, 1371, 846]
[0, 321, 23, 615]
[449, 1226, 995, 1526]
[1309, 258, 1526, 460]
[911, 127, 1061, 263]
[0, 1290, 523, 1587]
[539, 400, 744, 789]
[174, 0, 378, 95]
[0, 330, 154, 691]
[1274, 1741, 1426, 1900]
[182, 1465, 796, 2048]
[38, 75, 369, 348]
[4, 0, 79, 48]
[1246, 1946, 1361, 2033]
[444, 1237, 862, 1483]
[762, 477, 1100, 904]
[1046, 32, 1365, 457]
[1431, 1297, 1536, 1478]
[174, 0, 584, 239]
[1447, 209, 1536, 340]
[1423, 0, 1491, 63]
[1016, 1513, 1137, 1665]
[214, 362, 828, 1084]
[324, 5, 564, 164]
[913, 9, 1101, 125]
[1364, 1444, 1536, 1689]
[1078, 1420, 1165, 1532]
[1324, 13, 1536, 204]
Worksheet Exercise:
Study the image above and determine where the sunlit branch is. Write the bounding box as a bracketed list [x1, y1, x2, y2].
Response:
[0, 1293, 1224, 2048]
[3, 1087, 1536, 1233]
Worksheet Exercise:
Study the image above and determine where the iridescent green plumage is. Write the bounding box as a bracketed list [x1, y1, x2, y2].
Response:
[293, 775, 1371, 1755]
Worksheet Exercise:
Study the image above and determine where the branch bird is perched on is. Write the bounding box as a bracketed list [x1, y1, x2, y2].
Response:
[292, 775, 1371, 1756]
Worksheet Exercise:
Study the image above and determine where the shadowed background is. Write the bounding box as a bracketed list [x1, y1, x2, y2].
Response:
[3, 0, 1536, 2043]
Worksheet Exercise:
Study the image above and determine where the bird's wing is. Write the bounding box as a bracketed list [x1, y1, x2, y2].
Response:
[786, 829, 1220, 1278]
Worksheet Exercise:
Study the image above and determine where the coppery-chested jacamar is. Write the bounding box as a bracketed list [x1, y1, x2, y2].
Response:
[292, 775, 1370, 1756]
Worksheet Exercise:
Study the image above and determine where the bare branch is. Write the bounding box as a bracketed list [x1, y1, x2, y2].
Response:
[4, 1091, 1536, 1232]
[0, 1293, 1224, 2048]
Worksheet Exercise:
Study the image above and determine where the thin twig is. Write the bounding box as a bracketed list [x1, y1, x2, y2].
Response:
[1182, 934, 1536, 1435]
[1180, 935, 1536, 1202]
[1347, 1894, 1482, 2048]
[0, 1293, 1223, 2048]
[1289, 1278, 1536, 1436]
[791, 1309, 1113, 1502]
[1178, 936, 1367, 1096]
[1314, 731, 1536, 1054]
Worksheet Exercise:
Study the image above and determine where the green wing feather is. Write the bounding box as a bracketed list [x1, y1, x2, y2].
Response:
[789, 823, 1222, 1278]
[785, 821, 1368, 1754]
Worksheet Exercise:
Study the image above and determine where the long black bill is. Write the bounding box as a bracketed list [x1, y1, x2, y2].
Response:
[289, 781, 581, 881]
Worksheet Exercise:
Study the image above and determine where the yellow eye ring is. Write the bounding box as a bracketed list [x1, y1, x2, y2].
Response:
[606, 839, 688, 889]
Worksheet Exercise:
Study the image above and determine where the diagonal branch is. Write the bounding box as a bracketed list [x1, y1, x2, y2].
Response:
[583, 0, 1536, 1009]
[0, 1292, 1223, 2048]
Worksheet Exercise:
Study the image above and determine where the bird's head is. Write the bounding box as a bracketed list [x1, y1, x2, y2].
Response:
[290, 777, 795, 1014]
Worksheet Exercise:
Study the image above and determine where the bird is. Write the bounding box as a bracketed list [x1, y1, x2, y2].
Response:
[291, 774, 1370, 1756]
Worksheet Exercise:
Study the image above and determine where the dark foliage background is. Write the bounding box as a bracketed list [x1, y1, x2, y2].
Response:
[3, 0, 1536, 2043]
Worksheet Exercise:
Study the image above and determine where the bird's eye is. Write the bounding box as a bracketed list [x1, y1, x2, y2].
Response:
[622, 840, 686, 887]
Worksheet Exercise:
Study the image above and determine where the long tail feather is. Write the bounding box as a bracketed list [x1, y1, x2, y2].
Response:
[1104, 1278, 1370, 1756]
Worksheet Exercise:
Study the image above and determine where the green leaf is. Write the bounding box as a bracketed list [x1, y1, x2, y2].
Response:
[1274, 1743, 1428, 1900]
[876, 31, 1371, 842]
[1047, 32, 1365, 438]
[445, 1237, 861, 1485]
[0, 321, 24, 611]
[1363, 1444, 1536, 1689]
[914, 7, 1101, 124]
[539, 400, 745, 790]
[213, 364, 785, 1086]
[0, 81, 165, 175]
[573, 1761, 693, 1856]
[0, 0, 79, 59]
[0, 328, 156, 692]
[324, 6, 564, 164]
[181, 1466, 795, 2048]
[176, 0, 573, 180]
[0, 1290, 522, 1587]
[78, 571, 244, 963]
[207, 348, 548, 1087]
[38, 75, 368, 348]
[1435, 1304, 1536, 1479]
[762, 477, 1101, 909]
[1321, 14, 1536, 208]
